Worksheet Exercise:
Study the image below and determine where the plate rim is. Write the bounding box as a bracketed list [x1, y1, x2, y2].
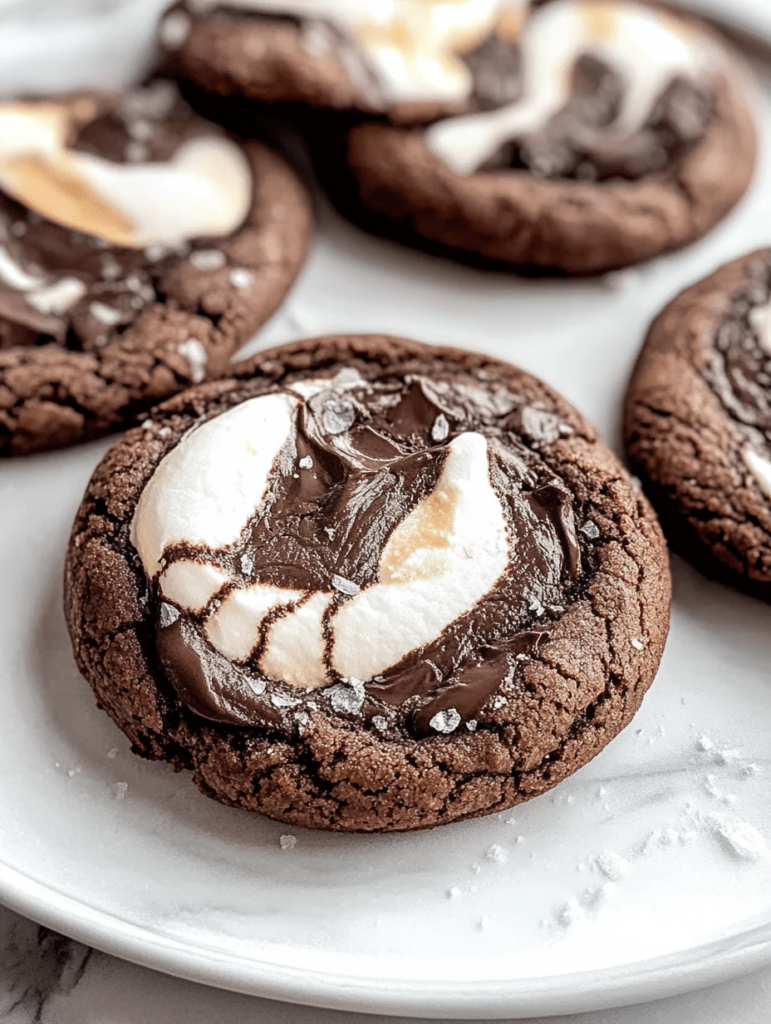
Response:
[1, 857, 770, 1019]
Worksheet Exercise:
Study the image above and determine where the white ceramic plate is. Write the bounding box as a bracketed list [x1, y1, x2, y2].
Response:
[2, 4, 771, 1021]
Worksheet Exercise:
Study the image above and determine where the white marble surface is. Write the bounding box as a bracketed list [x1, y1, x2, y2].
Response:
[0, 903, 769, 1023]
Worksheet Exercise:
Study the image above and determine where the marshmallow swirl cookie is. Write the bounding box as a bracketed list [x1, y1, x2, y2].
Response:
[66, 336, 670, 832]
[333, 0, 757, 273]
[161, 0, 534, 121]
[626, 250, 771, 597]
[0, 81, 311, 455]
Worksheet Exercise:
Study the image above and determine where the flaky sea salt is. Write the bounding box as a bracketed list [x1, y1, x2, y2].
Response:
[708, 814, 768, 862]
[159, 10, 191, 48]
[557, 899, 585, 927]
[271, 691, 302, 708]
[431, 413, 449, 442]
[111, 782, 128, 800]
[429, 708, 461, 734]
[90, 301, 123, 326]
[159, 603, 180, 629]
[332, 574, 360, 596]
[580, 521, 600, 540]
[298, 455, 313, 470]
[371, 715, 388, 732]
[486, 844, 507, 864]
[327, 678, 365, 715]
[596, 851, 632, 882]
[179, 337, 208, 384]
[322, 396, 355, 435]
[294, 711, 309, 735]
[230, 268, 253, 289]
[279, 834, 297, 851]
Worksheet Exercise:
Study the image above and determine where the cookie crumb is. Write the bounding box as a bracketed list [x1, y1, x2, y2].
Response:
[111, 782, 128, 800]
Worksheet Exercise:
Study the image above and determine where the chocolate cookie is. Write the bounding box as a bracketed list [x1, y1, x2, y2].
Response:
[626, 250, 771, 596]
[333, 0, 756, 273]
[65, 334, 670, 833]
[0, 80, 312, 456]
[160, 0, 529, 123]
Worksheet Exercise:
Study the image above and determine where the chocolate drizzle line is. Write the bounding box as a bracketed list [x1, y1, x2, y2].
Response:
[153, 369, 588, 738]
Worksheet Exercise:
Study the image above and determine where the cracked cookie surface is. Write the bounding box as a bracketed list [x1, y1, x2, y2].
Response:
[626, 249, 771, 596]
[65, 334, 671, 833]
[0, 89, 312, 456]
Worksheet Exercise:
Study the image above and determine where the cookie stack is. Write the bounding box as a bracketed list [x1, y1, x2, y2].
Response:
[2, 0, 756, 832]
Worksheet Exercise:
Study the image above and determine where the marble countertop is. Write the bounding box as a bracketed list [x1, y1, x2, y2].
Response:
[0, 904, 767, 1024]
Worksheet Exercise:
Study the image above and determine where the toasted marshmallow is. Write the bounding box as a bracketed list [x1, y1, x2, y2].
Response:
[0, 100, 252, 247]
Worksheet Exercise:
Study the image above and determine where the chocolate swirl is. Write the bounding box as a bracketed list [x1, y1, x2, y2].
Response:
[702, 264, 771, 445]
[139, 368, 586, 737]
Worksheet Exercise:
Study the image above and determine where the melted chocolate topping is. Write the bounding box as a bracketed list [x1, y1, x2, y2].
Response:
[474, 54, 712, 182]
[152, 369, 591, 738]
